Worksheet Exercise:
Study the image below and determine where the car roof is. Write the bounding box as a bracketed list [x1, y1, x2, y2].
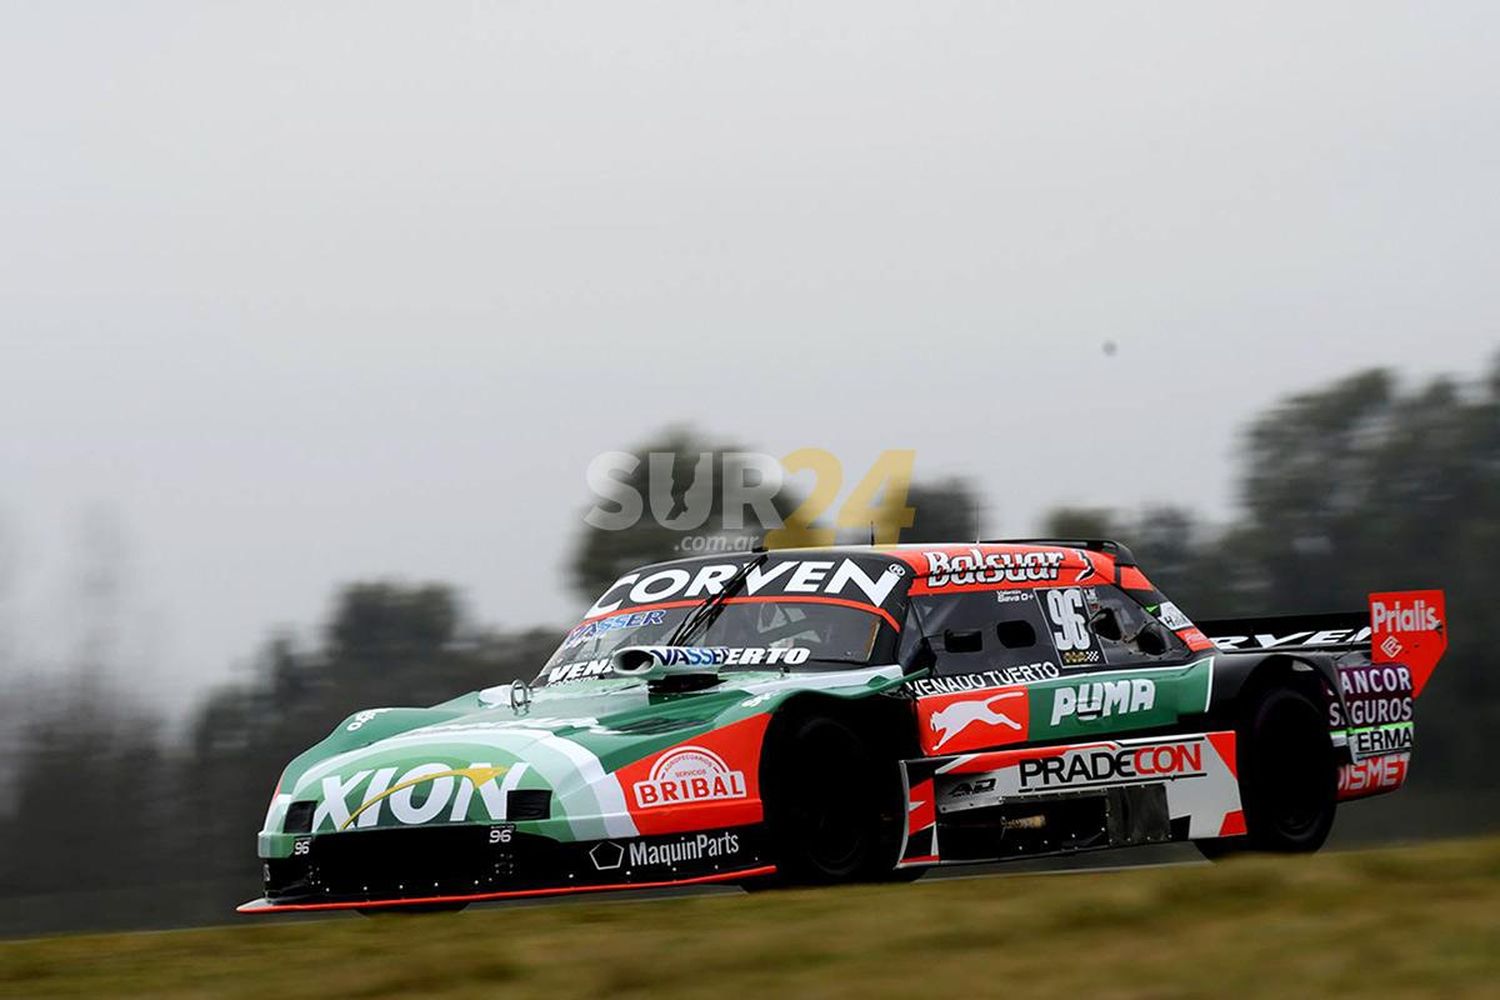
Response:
[625, 541, 1129, 592]
[633, 539, 1131, 572]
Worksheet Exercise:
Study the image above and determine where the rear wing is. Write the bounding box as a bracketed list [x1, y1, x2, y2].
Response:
[1199, 590, 1447, 697]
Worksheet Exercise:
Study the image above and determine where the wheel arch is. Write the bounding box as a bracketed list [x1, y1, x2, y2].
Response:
[759, 689, 917, 777]
[752, 689, 916, 884]
[1208, 651, 1337, 728]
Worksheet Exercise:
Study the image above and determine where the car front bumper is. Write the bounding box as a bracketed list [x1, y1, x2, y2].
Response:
[238, 823, 772, 913]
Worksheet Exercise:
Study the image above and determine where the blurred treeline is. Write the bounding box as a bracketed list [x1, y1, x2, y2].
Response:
[1, 361, 1497, 936]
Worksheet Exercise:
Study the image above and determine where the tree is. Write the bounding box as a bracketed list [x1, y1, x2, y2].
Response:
[567, 428, 791, 601]
[899, 477, 984, 543]
[1042, 507, 1120, 540]
[328, 582, 459, 659]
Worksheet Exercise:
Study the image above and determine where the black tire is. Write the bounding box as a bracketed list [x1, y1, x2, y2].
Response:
[1195, 685, 1337, 860]
[758, 713, 904, 886]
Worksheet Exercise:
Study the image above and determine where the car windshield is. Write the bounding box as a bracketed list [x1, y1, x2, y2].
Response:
[537, 599, 893, 685]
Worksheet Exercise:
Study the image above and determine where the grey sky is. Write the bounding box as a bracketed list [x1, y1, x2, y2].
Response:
[2, 3, 1496, 705]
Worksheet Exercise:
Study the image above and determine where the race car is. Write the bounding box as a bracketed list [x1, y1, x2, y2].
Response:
[238, 540, 1447, 913]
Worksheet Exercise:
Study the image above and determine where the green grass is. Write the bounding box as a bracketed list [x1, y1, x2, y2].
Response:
[4, 838, 1499, 999]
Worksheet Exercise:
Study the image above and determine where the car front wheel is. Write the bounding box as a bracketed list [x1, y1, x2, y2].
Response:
[758, 713, 904, 885]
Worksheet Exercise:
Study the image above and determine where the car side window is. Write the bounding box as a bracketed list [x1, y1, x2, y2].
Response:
[907, 592, 1057, 676]
[901, 584, 1191, 681]
[1053, 584, 1190, 668]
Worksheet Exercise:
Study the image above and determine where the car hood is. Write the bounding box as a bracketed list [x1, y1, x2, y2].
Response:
[259, 665, 907, 852]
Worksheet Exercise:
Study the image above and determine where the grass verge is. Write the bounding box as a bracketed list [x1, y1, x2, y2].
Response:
[3, 837, 1498, 998]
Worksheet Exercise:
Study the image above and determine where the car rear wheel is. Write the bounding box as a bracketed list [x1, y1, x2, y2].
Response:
[758, 713, 904, 886]
[1195, 685, 1337, 860]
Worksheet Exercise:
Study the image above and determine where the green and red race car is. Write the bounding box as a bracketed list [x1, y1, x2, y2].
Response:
[239, 540, 1447, 914]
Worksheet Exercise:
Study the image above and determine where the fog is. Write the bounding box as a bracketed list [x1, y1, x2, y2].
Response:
[2, 2, 1496, 701]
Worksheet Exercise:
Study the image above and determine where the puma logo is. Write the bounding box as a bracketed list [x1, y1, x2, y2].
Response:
[929, 691, 1024, 749]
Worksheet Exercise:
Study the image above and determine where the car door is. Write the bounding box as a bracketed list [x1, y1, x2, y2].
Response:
[904, 583, 1196, 755]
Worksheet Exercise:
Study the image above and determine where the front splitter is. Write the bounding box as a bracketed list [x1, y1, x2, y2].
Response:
[237, 864, 777, 914]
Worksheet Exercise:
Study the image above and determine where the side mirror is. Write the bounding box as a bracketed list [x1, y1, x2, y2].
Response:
[943, 628, 984, 654]
[1089, 607, 1124, 642]
[1136, 623, 1169, 657]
